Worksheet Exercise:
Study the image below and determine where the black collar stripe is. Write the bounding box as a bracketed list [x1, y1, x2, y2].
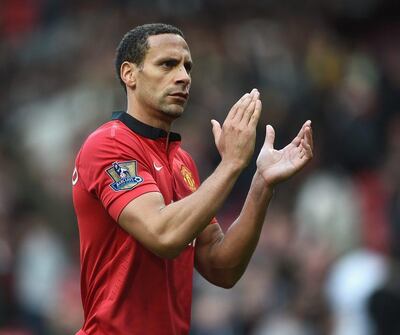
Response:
[112, 111, 181, 141]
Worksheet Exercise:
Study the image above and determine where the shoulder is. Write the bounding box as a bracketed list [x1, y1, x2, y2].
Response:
[84, 120, 133, 148]
[75, 120, 150, 175]
[80, 120, 143, 158]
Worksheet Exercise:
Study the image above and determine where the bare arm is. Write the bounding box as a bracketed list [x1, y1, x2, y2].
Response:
[195, 171, 272, 288]
[195, 121, 314, 288]
[119, 90, 262, 258]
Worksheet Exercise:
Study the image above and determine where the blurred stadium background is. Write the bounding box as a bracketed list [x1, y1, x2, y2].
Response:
[1, 0, 400, 334]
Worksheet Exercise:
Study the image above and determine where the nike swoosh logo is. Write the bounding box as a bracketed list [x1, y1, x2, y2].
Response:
[153, 163, 163, 171]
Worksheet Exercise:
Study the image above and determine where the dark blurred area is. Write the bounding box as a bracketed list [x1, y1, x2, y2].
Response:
[1, 1, 400, 334]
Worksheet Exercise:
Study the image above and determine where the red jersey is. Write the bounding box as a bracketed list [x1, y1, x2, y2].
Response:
[72, 112, 201, 335]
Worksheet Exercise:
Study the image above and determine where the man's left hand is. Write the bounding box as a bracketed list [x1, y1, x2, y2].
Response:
[256, 120, 313, 187]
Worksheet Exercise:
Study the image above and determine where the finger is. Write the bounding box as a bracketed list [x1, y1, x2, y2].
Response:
[233, 88, 258, 122]
[264, 124, 275, 149]
[211, 119, 221, 143]
[299, 142, 306, 158]
[292, 120, 311, 146]
[240, 99, 256, 124]
[305, 124, 313, 151]
[249, 99, 262, 127]
[227, 93, 250, 121]
[300, 125, 313, 152]
[300, 138, 313, 159]
[241, 90, 260, 124]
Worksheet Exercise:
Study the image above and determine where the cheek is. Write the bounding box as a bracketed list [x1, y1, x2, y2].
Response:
[139, 80, 158, 98]
[139, 83, 167, 107]
[137, 72, 170, 104]
[143, 77, 166, 95]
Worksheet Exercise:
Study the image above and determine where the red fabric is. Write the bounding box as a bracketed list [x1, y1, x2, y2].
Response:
[72, 120, 203, 335]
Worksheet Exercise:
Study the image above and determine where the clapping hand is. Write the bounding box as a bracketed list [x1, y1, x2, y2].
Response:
[211, 89, 262, 170]
[256, 121, 313, 187]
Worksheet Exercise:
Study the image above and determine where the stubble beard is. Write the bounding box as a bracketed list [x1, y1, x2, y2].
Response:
[161, 105, 184, 119]
[158, 96, 187, 119]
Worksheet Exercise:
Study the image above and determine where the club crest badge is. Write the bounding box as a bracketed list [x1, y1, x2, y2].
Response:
[180, 165, 197, 192]
[106, 161, 143, 191]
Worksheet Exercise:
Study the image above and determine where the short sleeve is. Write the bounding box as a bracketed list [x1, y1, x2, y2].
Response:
[77, 125, 160, 222]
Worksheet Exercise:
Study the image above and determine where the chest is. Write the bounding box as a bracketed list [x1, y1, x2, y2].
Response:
[147, 149, 197, 204]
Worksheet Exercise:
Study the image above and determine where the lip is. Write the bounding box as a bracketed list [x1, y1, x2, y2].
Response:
[169, 92, 189, 100]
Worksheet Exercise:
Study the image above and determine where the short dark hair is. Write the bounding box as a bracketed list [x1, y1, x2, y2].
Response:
[115, 23, 184, 91]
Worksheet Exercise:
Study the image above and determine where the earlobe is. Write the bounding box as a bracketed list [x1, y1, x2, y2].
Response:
[120, 61, 137, 89]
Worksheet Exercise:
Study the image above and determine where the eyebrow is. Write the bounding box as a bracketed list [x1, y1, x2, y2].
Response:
[156, 56, 191, 62]
[155, 56, 193, 68]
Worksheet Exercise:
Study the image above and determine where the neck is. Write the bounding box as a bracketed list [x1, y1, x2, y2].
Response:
[126, 93, 172, 132]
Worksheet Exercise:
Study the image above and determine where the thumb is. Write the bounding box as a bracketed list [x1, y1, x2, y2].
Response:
[264, 125, 275, 149]
[211, 119, 221, 142]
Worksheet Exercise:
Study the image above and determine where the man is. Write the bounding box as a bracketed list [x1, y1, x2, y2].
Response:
[72, 23, 313, 335]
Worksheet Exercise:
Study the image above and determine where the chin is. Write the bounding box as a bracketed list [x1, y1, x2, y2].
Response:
[162, 105, 185, 119]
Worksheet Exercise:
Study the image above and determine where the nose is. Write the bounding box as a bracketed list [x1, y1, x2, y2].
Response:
[175, 65, 191, 86]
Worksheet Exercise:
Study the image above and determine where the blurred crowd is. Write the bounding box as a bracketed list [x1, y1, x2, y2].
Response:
[1, 1, 400, 334]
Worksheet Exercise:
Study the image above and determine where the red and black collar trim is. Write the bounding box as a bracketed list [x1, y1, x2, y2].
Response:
[112, 111, 181, 141]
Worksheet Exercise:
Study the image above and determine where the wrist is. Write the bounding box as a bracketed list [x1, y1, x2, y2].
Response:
[219, 158, 244, 176]
[254, 170, 275, 195]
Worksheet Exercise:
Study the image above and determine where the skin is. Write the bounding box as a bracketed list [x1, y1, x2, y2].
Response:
[120, 33, 192, 130]
[119, 33, 313, 288]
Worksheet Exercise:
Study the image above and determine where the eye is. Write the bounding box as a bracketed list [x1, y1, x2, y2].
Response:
[161, 60, 178, 68]
[184, 62, 192, 73]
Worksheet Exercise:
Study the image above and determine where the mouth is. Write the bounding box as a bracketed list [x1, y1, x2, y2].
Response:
[168, 92, 189, 101]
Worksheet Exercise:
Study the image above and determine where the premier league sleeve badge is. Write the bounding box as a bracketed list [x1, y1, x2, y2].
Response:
[106, 161, 143, 191]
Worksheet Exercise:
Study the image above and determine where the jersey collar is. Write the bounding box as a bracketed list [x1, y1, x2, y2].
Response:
[112, 111, 181, 141]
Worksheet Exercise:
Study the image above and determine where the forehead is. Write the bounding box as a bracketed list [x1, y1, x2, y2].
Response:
[145, 34, 191, 61]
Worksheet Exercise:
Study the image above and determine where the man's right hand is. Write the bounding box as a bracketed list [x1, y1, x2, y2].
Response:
[211, 89, 262, 171]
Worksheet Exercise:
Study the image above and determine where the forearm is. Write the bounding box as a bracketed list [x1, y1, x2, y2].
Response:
[155, 160, 242, 256]
[195, 119, 313, 286]
[209, 171, 273, 280]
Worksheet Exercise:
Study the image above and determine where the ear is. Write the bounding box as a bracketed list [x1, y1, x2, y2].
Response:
[120, 61, 138, 90]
